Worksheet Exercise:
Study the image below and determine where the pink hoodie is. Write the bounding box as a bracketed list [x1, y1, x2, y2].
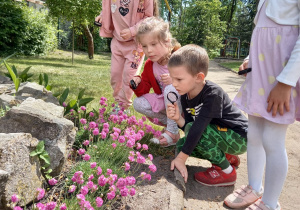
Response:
[99, 0, 154, 41]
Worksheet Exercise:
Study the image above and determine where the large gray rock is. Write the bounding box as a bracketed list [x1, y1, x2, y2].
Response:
[0, 97, 76, 176]
[0, 133, 42, 209]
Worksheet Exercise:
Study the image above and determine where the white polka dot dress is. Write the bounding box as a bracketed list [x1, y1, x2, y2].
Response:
[233, 2, 300, 124]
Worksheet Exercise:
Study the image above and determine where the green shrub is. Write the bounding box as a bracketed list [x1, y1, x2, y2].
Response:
[0, 1, 57, 56]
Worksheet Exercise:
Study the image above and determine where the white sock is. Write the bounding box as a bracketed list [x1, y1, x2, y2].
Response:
[222, 165, 233, 174]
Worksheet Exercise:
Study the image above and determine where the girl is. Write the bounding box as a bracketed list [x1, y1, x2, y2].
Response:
[224, 0, 300, 209]
[130, 17, 181, 147]
[95, 0, 159, 110]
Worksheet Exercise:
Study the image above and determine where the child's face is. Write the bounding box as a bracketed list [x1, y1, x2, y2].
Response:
[169, 65, 202, 96]
[139, 33, 169, 63]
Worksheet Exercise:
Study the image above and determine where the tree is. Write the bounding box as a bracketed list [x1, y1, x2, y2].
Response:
[46, 0, 101, 60]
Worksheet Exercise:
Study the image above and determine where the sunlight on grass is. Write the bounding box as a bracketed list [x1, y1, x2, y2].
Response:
[219, 61, 242, 72]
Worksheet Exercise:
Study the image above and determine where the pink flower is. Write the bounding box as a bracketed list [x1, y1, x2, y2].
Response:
[111, 143, 117, 149]
[37, 188, 45, 200]
[120, 187, 129, 197]
[106, 168, 112, 176]
[83, 140, 90, 146]
[124, 162, 130, 171]
[103, 123, 109, 128]
[88, 174, 94, 181]
[140, 172, 146, 179]
[153, 118, 159, 124]
[97, 167, 102, 175]
[118, 136, 125, 143]
[11, 194, 19, 203]
[80, 106, 86, 111]
[93, 128, 99, 135]
[107, 191, 115, 200]
[89, 122, 97, 129]
[48, 178, 58, 186]
[126, 140, 135, 148]
[142, 116, 146, 121]
[149, 164, 157, 173]
[68, 185, 76, 193]
[145, 174, 151, 181]
[89, 112, 94, 117]
[126, 176, 136, 186]
[82, 154, 91, 161]
[80, 186, 89, 195]
[136, 143, 141, 150]
[62, 102, 67, 107]
[148, 154, 153, 161]
[136, 155, 146, 164]
[14, 207, 23, 210]
[78, 148, 85, 155]
[76, 194, 85, 201]
[116, 178, 127, 189]
[129, 188, 136, 196]
[142, 144, 148, 150]
[95, 197, 103, 207]
[128, 156, 135, 162]
[59, 203, 67, 210]
[100, 131, 107, 139]
[90, 162, 97, 169]
[98, 175, 107, 186]
[80, 118, 87, 124]
[45, 201, 56, 210]
[36, 203, 45, 210]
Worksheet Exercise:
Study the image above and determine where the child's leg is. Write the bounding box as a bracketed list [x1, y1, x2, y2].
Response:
[133, 96, 167, 125]
[177, 123, 247, 169]
[163, 84, 181, 134]
[261, 118, 288, 209]
[110, 38, 126, 103]
[119, 41, 145, 109]
[247, 115, 266, 193]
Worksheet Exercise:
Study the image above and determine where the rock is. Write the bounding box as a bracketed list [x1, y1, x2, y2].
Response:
[0, 75, 12, 84]
[0, 98, 76, 176]
[0, 133, 43, 209]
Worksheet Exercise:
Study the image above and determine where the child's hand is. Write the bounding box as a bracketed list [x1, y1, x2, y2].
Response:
[170, 153, 189, 183]
[167, 102, 180, 121]
[120, 29, 131, 40]
[132, 77, 141, 86]
[267, 82, 292, 117]
[238, 60, 249, 77]
[95, 15, 102, 24]
[161, 73, 172, 85]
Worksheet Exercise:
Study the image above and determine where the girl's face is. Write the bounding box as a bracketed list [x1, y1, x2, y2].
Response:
[139, 33, 169, 63]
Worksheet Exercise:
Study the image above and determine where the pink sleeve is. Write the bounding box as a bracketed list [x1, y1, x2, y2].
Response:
[129, 0, 154, 37]
[100, 0, 114, 38]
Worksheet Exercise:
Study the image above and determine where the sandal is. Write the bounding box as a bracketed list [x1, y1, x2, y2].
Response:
[224, 185, 263, 209]
[150, 130, 180, 147]
[245, 199, 281, 210]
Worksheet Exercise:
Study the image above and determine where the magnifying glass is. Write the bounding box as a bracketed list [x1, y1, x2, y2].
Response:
[167, 91, 179, 104]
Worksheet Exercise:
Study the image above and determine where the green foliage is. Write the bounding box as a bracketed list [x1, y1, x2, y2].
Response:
[4, 65, 33, 83]
[0, 106, 10, 118]
[39, 73, 52, 91]
[172, 0, 226, 54]
[30, 141, 52, 179]
[0, 1, 57, 56]
[3, 61, 20, 92]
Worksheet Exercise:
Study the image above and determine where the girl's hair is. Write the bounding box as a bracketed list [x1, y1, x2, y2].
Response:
[153, 0, 160, 17]
[136, 17, 181, 53]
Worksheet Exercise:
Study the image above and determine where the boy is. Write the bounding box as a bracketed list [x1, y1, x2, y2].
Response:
[166, 44, 248, 186]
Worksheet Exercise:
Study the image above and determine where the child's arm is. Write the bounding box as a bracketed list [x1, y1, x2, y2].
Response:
[171, 152, 189, 183]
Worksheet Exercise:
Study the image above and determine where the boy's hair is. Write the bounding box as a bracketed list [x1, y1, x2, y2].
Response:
[168, 44, 209, 76]
[136, 17, 181, 52]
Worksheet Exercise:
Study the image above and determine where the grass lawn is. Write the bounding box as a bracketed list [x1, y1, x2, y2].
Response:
[0, 50, 137, 113]
[218, 61, 242, 72]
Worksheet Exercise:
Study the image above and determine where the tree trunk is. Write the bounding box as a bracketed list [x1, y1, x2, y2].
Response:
[83, 24, 94, 59]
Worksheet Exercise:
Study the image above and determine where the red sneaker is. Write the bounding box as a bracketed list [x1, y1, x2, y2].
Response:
[194, 165, 236, 187]
[225, 153, 240, 167]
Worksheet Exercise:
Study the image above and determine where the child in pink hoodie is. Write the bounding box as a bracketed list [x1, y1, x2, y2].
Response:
[95, 0, 159, 109]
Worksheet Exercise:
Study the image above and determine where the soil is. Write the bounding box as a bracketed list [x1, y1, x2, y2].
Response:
[119, 60, 300, 210]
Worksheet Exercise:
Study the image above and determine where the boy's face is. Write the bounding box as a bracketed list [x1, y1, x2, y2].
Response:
[139, 33, 169, 63]
[169, 65, 199, 96]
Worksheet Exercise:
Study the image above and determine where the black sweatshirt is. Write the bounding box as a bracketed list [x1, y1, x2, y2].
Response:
[180, 80, 248, 156]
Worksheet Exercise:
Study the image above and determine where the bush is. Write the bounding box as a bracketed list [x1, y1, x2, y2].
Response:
[0, 1, 57, 56]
